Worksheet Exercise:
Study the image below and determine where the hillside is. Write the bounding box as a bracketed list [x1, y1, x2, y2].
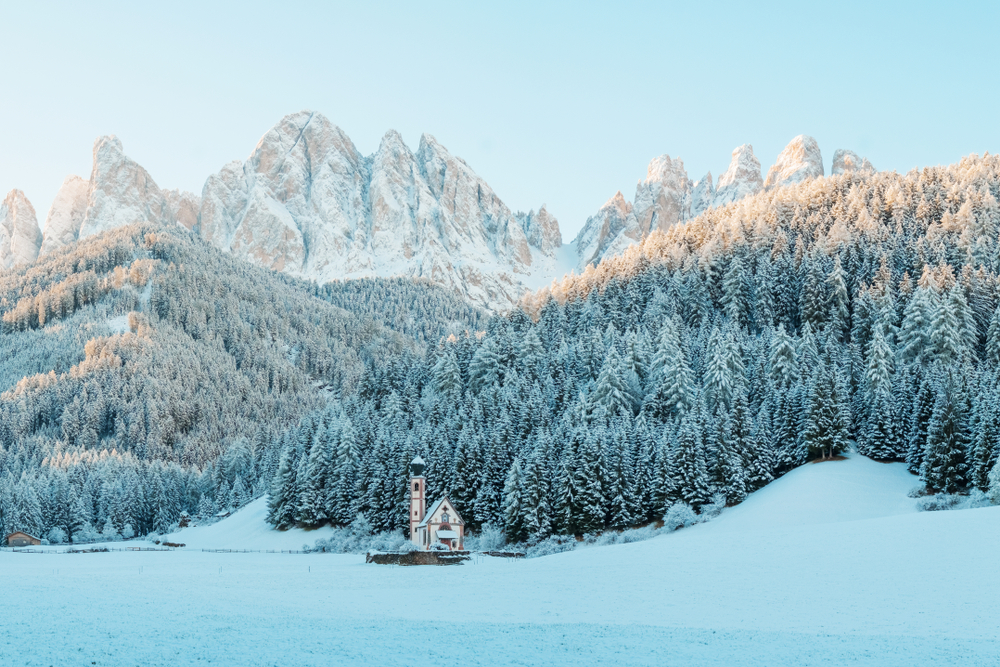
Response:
[5, 454, 999, 666]
[0, 223, 484, 541]
[265, 152, 1000, 540]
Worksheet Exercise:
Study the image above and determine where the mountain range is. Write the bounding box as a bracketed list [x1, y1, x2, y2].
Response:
[0, 112, 874, 310]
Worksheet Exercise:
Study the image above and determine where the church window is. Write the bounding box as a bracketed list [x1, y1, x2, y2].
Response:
[413, 482, 419, 491]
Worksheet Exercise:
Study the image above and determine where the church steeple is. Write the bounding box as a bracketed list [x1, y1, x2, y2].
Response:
[409, 456, 426, 544]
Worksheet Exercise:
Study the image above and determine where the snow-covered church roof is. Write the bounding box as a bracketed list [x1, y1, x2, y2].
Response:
[417, 497, 464, 528]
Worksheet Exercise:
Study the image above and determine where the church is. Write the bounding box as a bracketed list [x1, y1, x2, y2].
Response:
[409, 456, 465, 551]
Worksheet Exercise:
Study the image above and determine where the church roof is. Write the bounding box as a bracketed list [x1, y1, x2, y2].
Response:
[418, 496, 464, 528]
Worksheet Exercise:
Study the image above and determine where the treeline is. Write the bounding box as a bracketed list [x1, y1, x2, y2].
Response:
[266, 155, 1000, 543]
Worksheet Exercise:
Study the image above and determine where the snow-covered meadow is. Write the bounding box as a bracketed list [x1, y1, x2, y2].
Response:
[4, 455, 998, 666]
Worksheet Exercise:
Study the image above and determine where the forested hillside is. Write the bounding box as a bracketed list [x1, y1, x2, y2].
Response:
[0, 225, 484, 542]
[267, 155, 1000, 542]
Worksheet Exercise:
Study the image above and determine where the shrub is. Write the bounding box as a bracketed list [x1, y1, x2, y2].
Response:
[664, 503, 698, 531]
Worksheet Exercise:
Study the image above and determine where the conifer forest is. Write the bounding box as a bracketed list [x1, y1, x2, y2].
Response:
[4, 158, 1000, 545]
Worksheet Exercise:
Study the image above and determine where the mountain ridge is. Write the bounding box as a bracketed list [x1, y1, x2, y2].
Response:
[1, 113, 875, 310]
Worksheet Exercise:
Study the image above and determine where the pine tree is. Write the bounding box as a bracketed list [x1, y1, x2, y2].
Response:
[673, 406, 712, 510]
[708, 407, 747, 504]
[643, 317, 694, 420]
[921, 377, 970, 493]
[930, 287, 964, 365]
[590, 347, 636, 417]
[432, 350, 463, 401]
[968, 396, 999, 492]
[721, 255, 749, 327]
[899, 285, 934, 364]
[768, 324, 799, 388]
[502, 459, 528, 544]
[266, 448, 299, 529]
[521, 446, 552, 540]
[573, 427, 607, 533]
[802, 360, 849, 460]
[985, 305, 1000, 365]
[827, 256, 850, 340]
[906, 376, 936, 474]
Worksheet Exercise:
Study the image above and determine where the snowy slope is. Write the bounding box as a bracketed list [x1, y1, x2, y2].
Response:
[6, 454, 997, 666]
[160, 497, 338, 550]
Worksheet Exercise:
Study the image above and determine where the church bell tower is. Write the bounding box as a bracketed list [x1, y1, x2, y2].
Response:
[409, 456, 426, 544]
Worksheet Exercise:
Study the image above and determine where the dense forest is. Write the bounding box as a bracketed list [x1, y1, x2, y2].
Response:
[0, 225, 484, 541]
[266, 155, 1000, 544]
[5, 155, 1000, 545]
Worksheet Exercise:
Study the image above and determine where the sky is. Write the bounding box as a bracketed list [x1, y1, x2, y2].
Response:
[1, 0, 998, 240]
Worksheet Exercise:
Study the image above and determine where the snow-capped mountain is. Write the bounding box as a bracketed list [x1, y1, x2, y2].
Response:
[832, 148, 876, 175]
[764, 134, 824, 189]
[197, 112, 563, 311]
[572, 136, 873, 270]
[0, 189, 42, 268]
[4, 115, 875, 309]
[35, 137, 201, 259]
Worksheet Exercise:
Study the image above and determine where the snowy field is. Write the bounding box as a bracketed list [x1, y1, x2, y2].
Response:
[4, 455, 999, 666]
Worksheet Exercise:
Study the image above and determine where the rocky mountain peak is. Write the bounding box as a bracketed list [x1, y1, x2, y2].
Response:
[517, 205, 562, 257]
[691, 172, 715, 218]
[715, 144, 763, 207]
[765, 135, 824, 189]
[831, 149, 875, 175]
[573, 191, 639, 270]
[40, 175, 89, 256]
[633, 154, 690, 236]
[0, 189, 42, 269]
[79, 135, 172, 240]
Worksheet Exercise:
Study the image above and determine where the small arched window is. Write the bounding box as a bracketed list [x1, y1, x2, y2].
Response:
[414, 482, 420, 491]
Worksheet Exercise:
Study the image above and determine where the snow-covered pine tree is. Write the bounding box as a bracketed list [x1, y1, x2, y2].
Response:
[266, 447, 299, 529]
[721, 255, 749, 328]
[921, 376, 970, 493]
[768, 323, 799, 388]
[502, 458, 528, 544]
[672, 402, 713, 511]
[643, 316, 694, 421]
[827, 255, 850, 341]
[968, 394, 999, 492]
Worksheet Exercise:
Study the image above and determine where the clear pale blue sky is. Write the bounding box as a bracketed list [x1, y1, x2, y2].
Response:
[1, 1, 997, 239]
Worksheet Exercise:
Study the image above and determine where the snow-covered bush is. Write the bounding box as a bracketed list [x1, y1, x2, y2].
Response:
[699, 494, 727, 520]
[465, 523, 506, 551]
[46, 527, 67, 544]
[73, 522, 101, 544]
[308, 513, 415, 554]
[100, 520, 121, 542]
[916, 492, 992, 512]
[664, 503, 698, 531]
[523, 535, 578, 558]
[121, 524, 135, 540]
[989, 459, 1000, 505]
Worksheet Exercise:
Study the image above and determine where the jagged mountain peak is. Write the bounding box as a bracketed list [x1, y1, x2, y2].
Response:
[715, 144, 764, 207]
[79, 134, 174, 241]
[832, 149, 876, 175]
[40, 175, 89, 256]
[0, 188, 42, 268]
[765, 135, 824, 189]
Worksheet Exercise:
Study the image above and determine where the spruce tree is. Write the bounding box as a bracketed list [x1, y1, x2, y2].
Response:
[502, 459, 528, 544]
[921, 377, 970, 493]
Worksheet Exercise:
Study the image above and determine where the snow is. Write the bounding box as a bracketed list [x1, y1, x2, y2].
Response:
[158, 496, 339, 551]
[4, 454, 999, 665]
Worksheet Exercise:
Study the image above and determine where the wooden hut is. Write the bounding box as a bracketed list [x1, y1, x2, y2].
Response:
[6, 532, 41, 547]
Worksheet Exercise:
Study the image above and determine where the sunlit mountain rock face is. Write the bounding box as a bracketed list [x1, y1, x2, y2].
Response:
[7, 115, 873, 310]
